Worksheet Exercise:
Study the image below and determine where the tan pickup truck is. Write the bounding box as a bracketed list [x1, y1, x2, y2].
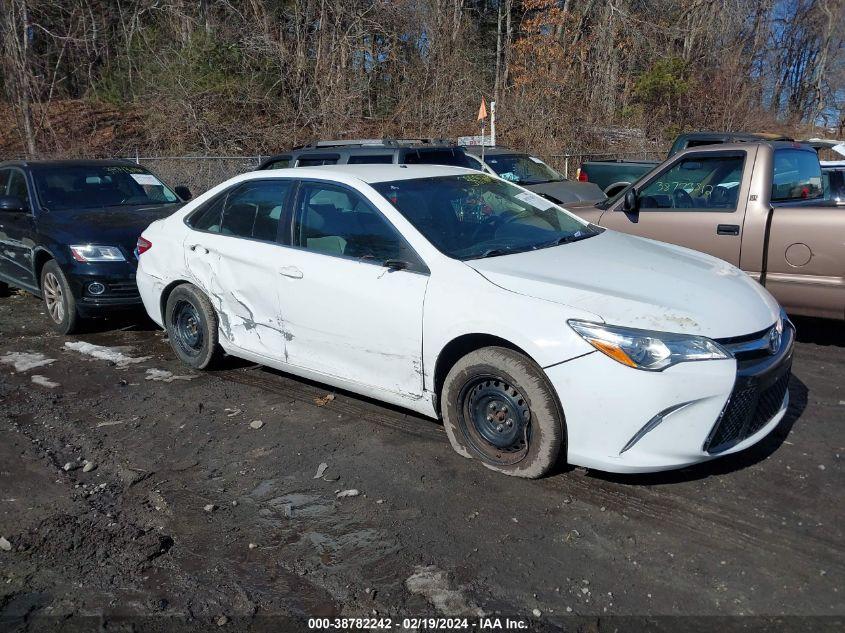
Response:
[570, 141, 844, 320]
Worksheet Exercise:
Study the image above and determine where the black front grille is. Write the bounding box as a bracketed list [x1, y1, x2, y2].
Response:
[704, 365, 791, 454]
[105, 281, 140, 298]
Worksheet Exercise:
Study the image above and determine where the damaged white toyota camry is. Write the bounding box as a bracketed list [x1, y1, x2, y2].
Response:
[137, 165, 793, 477]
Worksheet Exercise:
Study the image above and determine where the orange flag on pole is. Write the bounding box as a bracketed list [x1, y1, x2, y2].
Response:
[477, 96, 488, 121]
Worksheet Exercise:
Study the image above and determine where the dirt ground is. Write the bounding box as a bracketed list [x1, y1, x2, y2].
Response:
[0, 291, 842, 632]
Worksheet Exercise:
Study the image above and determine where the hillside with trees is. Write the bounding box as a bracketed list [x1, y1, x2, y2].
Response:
[1, 0, 843, 158]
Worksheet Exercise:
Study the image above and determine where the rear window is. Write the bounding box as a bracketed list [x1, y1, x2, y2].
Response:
[347, 154, 394, 165]
[772, 149, 823, 202]
[404, 149, 473, 168]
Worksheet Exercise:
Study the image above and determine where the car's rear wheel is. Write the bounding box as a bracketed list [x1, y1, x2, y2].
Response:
[164, 283, 220, 369]
[41, 260, 79, 334]
[441, 346, 564, 478]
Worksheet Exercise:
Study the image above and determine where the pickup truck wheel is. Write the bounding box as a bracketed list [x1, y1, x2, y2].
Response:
[164, 283, 221, 370]
[441, 346, 564, 479]
[41, 261, 80, 334]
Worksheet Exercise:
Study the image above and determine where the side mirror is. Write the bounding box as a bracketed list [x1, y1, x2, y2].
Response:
[382, 259, 409, 271]
[0, 196, 27, 213]
[175, 185, 192, 201]
[622, 188, 639, 213]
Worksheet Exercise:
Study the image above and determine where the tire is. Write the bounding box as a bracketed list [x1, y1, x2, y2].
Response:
[441, 346, 564, 479]
[40, 260, 80, 334]
[164, 283, 221, 370]
[0, 280, 9, 297]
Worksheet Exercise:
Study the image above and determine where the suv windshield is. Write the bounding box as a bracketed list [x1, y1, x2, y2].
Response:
[33, 165, 179, 211]
[483, 154, 563, 185]
[373, 174, 600, 260]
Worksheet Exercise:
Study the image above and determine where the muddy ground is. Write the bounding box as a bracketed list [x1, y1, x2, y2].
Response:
[0, 291, 842, 632]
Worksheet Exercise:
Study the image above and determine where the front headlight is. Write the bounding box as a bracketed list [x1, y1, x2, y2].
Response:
[70, 245, 127, 263]
[568, 320, 729, 371]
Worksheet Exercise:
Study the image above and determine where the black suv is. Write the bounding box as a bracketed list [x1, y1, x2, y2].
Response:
[0, 160, 189, 333]
[256, 139, 477, 170]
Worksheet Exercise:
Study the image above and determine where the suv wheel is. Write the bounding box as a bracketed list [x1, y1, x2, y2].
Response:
[41, 260, 79, 334]
[441, 346, 565, 478]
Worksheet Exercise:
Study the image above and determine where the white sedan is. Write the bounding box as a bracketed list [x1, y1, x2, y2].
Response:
[136, 165, 793, 477]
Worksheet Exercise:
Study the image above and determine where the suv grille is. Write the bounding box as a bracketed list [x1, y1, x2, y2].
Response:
[105, 281, 140, 299]
[704, 367, 790, 454]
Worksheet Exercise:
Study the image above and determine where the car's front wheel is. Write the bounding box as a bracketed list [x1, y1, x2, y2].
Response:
[41, 260, 79, 334]
[164, 283, 221, 369]
[441, 346, 564, 478]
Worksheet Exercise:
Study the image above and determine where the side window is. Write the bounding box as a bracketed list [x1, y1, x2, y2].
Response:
[263, 157, 291, 170]
[296, 154, 339, 167]
[347, 154, 394, 165]
[0, 169, 11, 195]
[7, 171, 30, 206]
[187, 195, 226, 233]
[772, 149, 823, 202]
[638, 154, 744, 211]
[294, 182, 420, 267]
[219, 180, 291, 241]
[405, 149, 474, 168]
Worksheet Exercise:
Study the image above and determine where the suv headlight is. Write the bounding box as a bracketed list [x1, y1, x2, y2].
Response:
[568, 320, 729, 371]
[70, 245, 126, 262]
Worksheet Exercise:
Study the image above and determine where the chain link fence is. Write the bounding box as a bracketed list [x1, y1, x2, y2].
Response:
[2, 150, 668, 193]
[127, 155, 265, 196]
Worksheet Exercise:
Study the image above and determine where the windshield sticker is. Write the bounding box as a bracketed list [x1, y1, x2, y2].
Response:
[130, 173, 163, 186]
[528, 156, 544, 164]
[515, 190, 554, 209]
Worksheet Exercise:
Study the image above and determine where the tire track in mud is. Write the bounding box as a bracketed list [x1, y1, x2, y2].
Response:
[214, 366, 446, 441]
[543, 473, 844, 572]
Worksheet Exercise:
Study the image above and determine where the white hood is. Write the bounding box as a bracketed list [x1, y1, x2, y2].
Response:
[467, 230, 780, 340]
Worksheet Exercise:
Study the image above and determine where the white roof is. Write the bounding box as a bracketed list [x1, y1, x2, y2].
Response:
[258, 164, 478, 184]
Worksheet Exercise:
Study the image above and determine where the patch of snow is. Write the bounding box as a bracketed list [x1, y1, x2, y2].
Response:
[405, 565, 483, 617]
[0, 352, 56, 372]
[31, 375, 59, 388]
[145, 368, 195, 382]
[64, 341, 150, 367]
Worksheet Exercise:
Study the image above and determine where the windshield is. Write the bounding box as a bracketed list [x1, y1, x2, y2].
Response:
[372, 174, 600, 260]
[483, 154, 563, 185]
[33, 164, 179, 211]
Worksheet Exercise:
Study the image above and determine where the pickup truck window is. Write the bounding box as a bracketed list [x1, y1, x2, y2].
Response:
[772, 149, 823, 202]
[637, 154, 744, 211]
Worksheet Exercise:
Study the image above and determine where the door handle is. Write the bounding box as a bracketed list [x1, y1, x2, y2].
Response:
[279, 266, 303, 279]
[716, 224, 740, 236]
[188, 244, 209, 254]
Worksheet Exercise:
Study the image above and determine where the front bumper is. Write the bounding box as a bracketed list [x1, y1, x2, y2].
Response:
[65, 261, 142, 312]
[545, 323, 794, 473]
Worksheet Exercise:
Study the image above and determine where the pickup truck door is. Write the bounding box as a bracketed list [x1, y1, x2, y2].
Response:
[598, 150, 752, 266]
[761, 148, 845, 319]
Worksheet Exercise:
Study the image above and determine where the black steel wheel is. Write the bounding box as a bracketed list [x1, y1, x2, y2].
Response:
[458, 375, 531, 465]
[441, 346, 565, 478]
[164, 283, 221, 370]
